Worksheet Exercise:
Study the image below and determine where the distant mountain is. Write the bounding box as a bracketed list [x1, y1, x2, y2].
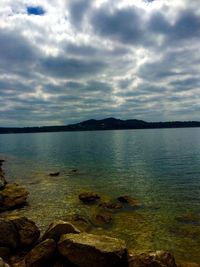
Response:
[0, 117, 200, 134]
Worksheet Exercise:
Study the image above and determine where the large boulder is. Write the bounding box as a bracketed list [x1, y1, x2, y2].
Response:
[0, 183, 29, 211]
[10, 216, 40, 248]
[58, 232, 127, 267]
[128, 250, 177, 267]
[25, 239, 56, 267]
[0, 218, 18, 249]
[42, 220, 80, 242]
[79, 192, 100, 204]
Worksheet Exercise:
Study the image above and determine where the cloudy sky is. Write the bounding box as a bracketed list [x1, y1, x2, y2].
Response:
[0, 0, 200, 126]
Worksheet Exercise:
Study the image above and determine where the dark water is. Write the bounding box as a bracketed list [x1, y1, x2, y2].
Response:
[0, 128, 200, 263]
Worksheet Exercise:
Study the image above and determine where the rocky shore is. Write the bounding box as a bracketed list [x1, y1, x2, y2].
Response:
[0, 161, 199, 267]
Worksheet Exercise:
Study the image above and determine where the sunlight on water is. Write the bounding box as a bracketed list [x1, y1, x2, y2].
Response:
[0, 128, 200, 263]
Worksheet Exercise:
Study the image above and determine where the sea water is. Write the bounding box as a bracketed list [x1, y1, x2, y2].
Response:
[0, 128, 200, 263]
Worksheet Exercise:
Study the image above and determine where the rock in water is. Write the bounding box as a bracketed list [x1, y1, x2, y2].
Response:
[128, 250, 177, 267]
[0, 219, 18, 250]
[49, 172, 60, 177]
[58, 232, 127, 267]
[10, 216, 40, 248]
[117, 196, 141, 207]
[0, 183, 29, 211]
[25, 239, 56, 267]
[42, 220, 80, 242]
[79, 192, 100, 204]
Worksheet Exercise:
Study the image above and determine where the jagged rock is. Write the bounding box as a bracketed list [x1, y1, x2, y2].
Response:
[58, 232, 127, 267]
[128, 250, 177, 267]
[99, 201, 123, 210]
[0, 257, 10, 267]
[49, 172, 60, 177]
[25, 239, 56, 267]
[10, 216, 40, 248]
[118, 196, 141, 207]
[0, 183, 29, 211]
[0, 218, 18, 249]
[79, 192, 100, 204]
[42, 220, 80, 242]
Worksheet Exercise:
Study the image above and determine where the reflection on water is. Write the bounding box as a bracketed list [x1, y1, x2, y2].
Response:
[0, 128, 200, 263]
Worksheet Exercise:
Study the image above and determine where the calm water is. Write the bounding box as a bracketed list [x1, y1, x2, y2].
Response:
[0, 128, 200, 263]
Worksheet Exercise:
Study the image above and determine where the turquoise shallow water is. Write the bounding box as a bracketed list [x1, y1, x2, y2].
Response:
[0, 128, 200, 263]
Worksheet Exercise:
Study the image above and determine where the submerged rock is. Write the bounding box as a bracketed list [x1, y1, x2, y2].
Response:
[49, 172, 60, 177]
[58, 232, 127, 267]
[68, 214, 92, 232]
[99, 201, 123, 210]
[0, 218, 18, 250]
[118, 196, 141, 207]
[128, 250, 177, 267]
[0, 183, 29, 211]
[93, 212, 113, 227]
[42, 220, 80, 242]
[79, 192, 100, 204]
[10, 216, 40, 248]
[25, 239, 56, 267]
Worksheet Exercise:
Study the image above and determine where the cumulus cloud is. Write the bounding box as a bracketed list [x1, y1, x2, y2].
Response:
[0, 0, 200, 126]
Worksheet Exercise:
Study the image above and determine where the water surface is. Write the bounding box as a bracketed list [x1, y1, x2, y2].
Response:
[0, 128, 200, 263]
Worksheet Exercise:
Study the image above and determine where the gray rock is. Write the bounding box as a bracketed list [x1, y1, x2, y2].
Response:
[58, 232, 127, 267]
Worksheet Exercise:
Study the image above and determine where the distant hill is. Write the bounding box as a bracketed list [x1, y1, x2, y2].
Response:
[0, 117, 200, 134]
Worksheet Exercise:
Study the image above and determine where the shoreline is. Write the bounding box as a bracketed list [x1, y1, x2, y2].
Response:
[0, 160, 198, 266]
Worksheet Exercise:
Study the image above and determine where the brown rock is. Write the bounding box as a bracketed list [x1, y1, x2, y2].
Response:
[118, 196, 141, 207]
[25, 239, 56, 267]
[79, 192, 100, 204]
[0, 218, 18, 249]
[0, 183, 29, 211]
[99, 201, 123, 210]
[42, 220, 80, 242]
[67, 214, 92, 232]
[128, 250, 177, 267]
[10, 216, 40, 248]
[94, 212, 113, 226]
[58, 232, 127, 267]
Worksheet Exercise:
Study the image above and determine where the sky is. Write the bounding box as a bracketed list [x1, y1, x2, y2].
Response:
[0, 0, 200, 126]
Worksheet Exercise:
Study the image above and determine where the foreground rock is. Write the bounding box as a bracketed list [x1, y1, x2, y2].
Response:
[10, 216, 40, 248]
[118, 196, 141, 207]
[25, 239, 56, 267]
[58, 232, 127, 267]
[0, 183, 29, 211]
[42, 220, 80, 242]
[79, 192, 100, 204]
[0, 218, 18, 250]
[129, 250, 177, 267]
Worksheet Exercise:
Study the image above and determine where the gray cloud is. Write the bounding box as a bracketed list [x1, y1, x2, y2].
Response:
[0, 0, 200, 126]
